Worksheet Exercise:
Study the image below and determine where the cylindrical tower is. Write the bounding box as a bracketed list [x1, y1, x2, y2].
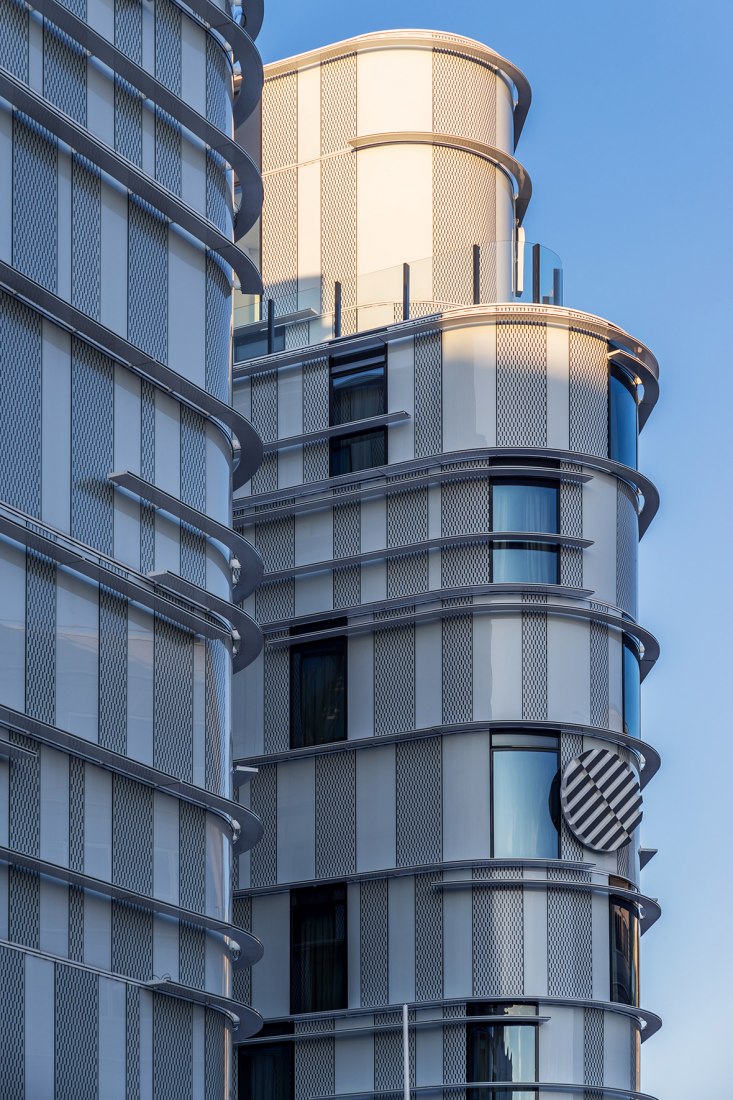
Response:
[232, 30, 661, 1100]
[0, 0, 265, 1093]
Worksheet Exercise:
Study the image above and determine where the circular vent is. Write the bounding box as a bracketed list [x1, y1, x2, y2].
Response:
[560, 748, 642, 852]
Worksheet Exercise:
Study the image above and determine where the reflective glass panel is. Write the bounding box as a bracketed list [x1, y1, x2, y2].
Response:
[609, 369, 638, 468]
[290, 635, 347, 749]
[330, 360, 386, 425]
[492, 542, 559, 584]
[329, 428, 386, 476]
[291, 885, 348, 1013]
[610, 897, 640, 1005]
[492, 482, 559, 584]
[622, 637, 641, 739]
[492, 748, 559, 858]
[467, 1019, 536, 1100]
[239, 1038, 293, 1100]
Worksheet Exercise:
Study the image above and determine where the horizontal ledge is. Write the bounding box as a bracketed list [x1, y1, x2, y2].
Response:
[26, 0, 262, 236]
[0, 261, 262, 486]
[182, 0, 263, 126]
[109, 471, 263, 597]
[235, 720, 660, 790]
[149, 570, 263, 671]
[0, 737, 37, 762]
[303, 1084, 659, 1100]
[235, 463, 591, 524]
[262, 410, 410, 454]
[0, 846, 264, 964]
[240, 1015, 549, 1045]
[0, 66, 261, 290]
[0, 700, 263, 847]
[240, 0, 264, 40]
[145, 978, 262, 1035]
[235, 309, 318, 345]
[261, 532, 592, 583]
[349, 132, 531, 223]
[262, 30, 531, 146]
[0, 500, 234, 644]
[263, 592, 659, 679]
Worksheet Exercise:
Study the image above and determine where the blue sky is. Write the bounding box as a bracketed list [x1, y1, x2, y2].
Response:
[256, 2, 732, 1096]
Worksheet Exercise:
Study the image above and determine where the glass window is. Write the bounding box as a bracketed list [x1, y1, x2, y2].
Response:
[492, 744, 560, 858]
[492, 482, 559, 584]
[329, 355, 387, 476]
[609, 366, 638, 468]
[238, 1028, 293, 1100]
[290, 884, 348, 1014]
[233, 326, 285, 362]
[466, 1003, 537, 1100]
[610, 894, 640, 1006]
[290, 628, 347, 750]
[622, 637, 641, 740]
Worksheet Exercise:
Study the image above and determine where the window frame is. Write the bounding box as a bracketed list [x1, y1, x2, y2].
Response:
[608, 362, 639, 469]
[466, 1001, 540, 1100]
[489, 735, 561, 860]
[289, 620, 348, 751]
[609, 891, 640, 1007]
[238, 1024, 294, 1100]
[328, 350, 388, 476]
[290, 883, 348, 1015]
[489, 478, 561, 586]
[622, 635, 641, 740]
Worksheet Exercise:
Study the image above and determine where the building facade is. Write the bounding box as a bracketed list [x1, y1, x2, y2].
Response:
[0, 0, 265, 1094]
[232, 30, 662, 1100]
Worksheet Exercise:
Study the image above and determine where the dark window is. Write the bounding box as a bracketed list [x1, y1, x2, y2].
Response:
[329, 354, 387, 476]
[610, 894, 640, 1005]
[238, 1026, 293, 1100]
[622, 637, 641, 740]
[289, 623, 347, 750]
[491, 481, 559, 584]
[290, 884, 348, 1014]
[466, 1002, 538, 1100]
[609, 365, 638, 468]
[491, 738, 560, 859]
[233, 325, 285, 362]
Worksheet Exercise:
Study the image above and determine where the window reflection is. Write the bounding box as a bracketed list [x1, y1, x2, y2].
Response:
[239, 1027, 293, 1100]
[610, 895, 640, 1006]
[492, 482, 559, 584]
[329, 355, 387, 476]
[622, 637, 641, 740]
[492, 743, 560, 859]
[290, 884, 348, 1014]
[289, 623, 347, 750]
[466, 1003, 537, 1100]
[609, 367, 638, 468]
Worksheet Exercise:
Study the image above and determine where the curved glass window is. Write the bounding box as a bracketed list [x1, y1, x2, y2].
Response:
[466, 1003, 537, 1100]
[492, 481, 559, 584]
[610, 895, 640, 1006]
[609, 366, 638, 468]
[622, 637, 641, 740]
[492, 742, 560, 858]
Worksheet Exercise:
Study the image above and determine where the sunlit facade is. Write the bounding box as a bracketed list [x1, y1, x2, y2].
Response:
[232, 30, 661, 1099]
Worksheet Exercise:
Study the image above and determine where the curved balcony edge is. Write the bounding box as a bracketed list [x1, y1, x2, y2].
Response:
[0, 260, 263, 486]
[182, 0, 264, 126]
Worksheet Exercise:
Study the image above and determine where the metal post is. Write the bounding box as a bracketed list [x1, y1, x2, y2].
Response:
[532, 243, 541, 304]
[402, 263, 410, 321]
[553, 267, 563, 307]
[402, 1003, 409, 1100]
[472, 243, 481, 305]
[267, 298, 275, 354]
[258, 293, 264, 323]
[334, 281, 342, 338]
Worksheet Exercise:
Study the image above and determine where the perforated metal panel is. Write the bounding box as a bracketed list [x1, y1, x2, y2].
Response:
[583, 1006, 604, 1095]
[442, 613, 473, 724]
[179, 800, 206, 912]
[115, 75, 143, 165]
[560, 464, 584, 588]
[433, 49, 498, 147]
[396, 738, 442, 866]
[256, 516, 294, 572]
[206, 34, 229, 133]
[441, 472, 490, 587]
[415, 872, 442, 1001]
[8, 867, 39, 948]
[433, 148, 497, 306]
[250, 370, 278, 494]
[333, 499, 361, 607]
[99, 588, 127, 752]
[414, 331, 442, 459]
[443, 1003, 466, 1100]
[321, 55, 357, 321]
[522, 594, 547, 721]
[616, 481, 638, 617]
[262, 167, 298, 315]
[55, 963, 98, 1100]
[26, 553, 56, 723]
[205, 1008, 226, 1100]
[250, 764, 277, 887]
[496, 323, 547, 447]
[112, 901, 153, 979]
[386, 487, 428, 598]
[179, 921, 205, 989]
[153, 993, 194, 1100]
[0, 293, 42, 514]
[0, 945, 24, 1098]
[374, 1010, 415, 1095]
[180, 407, 207, 585]
[71, 338, 114, 552]
[44, 22, 87, 125]
[232, 896, 252, 1004]
[9, 731, 39, 856]
[295, 1021, 335, 1100]
[128, 198, 168, 362]
[374, 618, 415, 736]
[560, 732, 584, 861]
[155, 617, 194, 781]
[569, 331, 609, 458]
[140, 380, 156, 572]
[589, 617, 609, 728]
[126, 984, 141, 1099]
[0, 0, 29, 81]
[156, 111, 182, 195]
[262, 71, 297, 173]
[303, 358, 329, 482]
[547, 879, 593, 998]
[72, 156, 101, 318]
[360, 878, 389, 1006]
[206, 149, 230, 235]
[205, 253, 231, 404]
[113, 774, 153, 894]
[472, 867, 524, 997]
[68, 886, 84, 961]
[205, 638, 228, 794]
[315, 751, 356, 876]
[13, 115, 58, 290]
[256, 580, 294, 624]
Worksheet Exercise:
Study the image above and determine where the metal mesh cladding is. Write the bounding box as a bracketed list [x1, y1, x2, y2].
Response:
[433, 48, 498, 147]
[206, 34, 229, 133]
[321, 55, 357, 319]
[0, 0, 29, 81]
[26, 553, 56, 724]
[111, 901, 153, 980]
[13, 115, 58, 291]
[432, 148, 497, 306]
[472, 867, 524, 997]
[55, 964, 98, 1100]
[179, 800, 206, 912]
[43, 22, 87, 125]
[250, 764, 277, 886]
[204, 1009, 226, 1100]
[112, 774, 153, 894]
[315, 751, 356, 876]
[153, 994, 194, 1100]
[396, 737, 442, 866]
[569, 330, 609, 457]
[71, 156, 101, 318]
[589, 616, 609, 728]
[99, 588, 128, 753]
[386, 486, 429, 598]
[414, 331, 443, 459]
[547, 882, 593, 998]
[443, 1003, 467, 1100]
[262, 166, 298, 315]
[375, 620, 415, 736]
[415, 872, 443, 1000]
[560, 465, 584, 589]
[442, 613, 473, 723]
[294, 1025, 335, 1100]
[71, 339, 115, 553]
[232, 896, 252, 1003]
[496, 322, 547, 447]
[128, 198, 168, 362]
[360, 878, 389, 1006]
[0, 292, 42, 514]
[154, 617, 194, 782]
[522, 593, 548, 721]
[0, 945, 24, 1098]
[441, 473, 491, 587]
[263, 641, 289, 754]
[584, 1006, 604, 1097]
[206, 253, 232, 404]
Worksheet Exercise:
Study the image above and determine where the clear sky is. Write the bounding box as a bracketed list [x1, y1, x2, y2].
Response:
[255, 2, 732, 1096]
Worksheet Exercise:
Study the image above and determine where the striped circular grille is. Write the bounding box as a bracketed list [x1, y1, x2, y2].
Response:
[561, 749, 642, 852]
